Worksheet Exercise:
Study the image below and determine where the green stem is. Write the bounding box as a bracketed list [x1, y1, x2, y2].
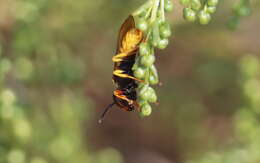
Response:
[160, 0, 165, 22]
[145, 67, 150, 83]
[150, 0, 160, 23]
[145, 6, 153, 19]
[133, 0, 153, 16]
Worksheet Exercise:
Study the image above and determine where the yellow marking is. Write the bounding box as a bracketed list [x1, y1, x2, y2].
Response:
[120, 29, 143, 53]
[113, 69, 144, 82]
[112, 29, 143, 63]
[113, 90, 133, 104]
[112, 52, 128, 62]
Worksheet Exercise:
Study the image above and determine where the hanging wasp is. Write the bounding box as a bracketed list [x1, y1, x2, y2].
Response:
[98, 15, 144, 123]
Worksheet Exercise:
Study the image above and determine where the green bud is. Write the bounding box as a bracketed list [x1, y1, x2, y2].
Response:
[198, 10, 211, 25]
[137, 19, 148, 31]
[139, 85, 150, 100]
[140, 55, 155, 67]
[137, 98, 147, 107]
[165, 0, 174, 12]
[191, 0, 202, 11]
[139, 85, 157, 102]
[183, 8, 196, 22]
[157, 16, 165, 25]
[149, 74, 159, 85]
[150, 65, 159, 79]
[157, 38, 169, 49]
[140, 103, 152, 116]
[148, 92, 157, 103]
[207, 0, 218, 7]
[139, 84, 149, 94]
[206, 6, 216, 14]
[134, 67, 146, 79]
[139, 43, 150, 56]
[180, 0, 190, 6]
[159, 22, 172, 38]
[147, 87, 157, 103]
[149, 65, 159, 84]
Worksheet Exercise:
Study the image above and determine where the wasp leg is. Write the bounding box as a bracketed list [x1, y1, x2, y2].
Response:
[112, 53, 128, 62]
[113, 90, 133, 104]
[112, 49, 138, 62]
[113, 69, 144, 82]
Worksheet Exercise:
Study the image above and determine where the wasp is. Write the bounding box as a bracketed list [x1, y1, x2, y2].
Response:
[99, 15, 144, 123]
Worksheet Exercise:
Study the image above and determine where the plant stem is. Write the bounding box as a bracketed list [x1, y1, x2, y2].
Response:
[133, 0, 153, 16]
[150, 0, 160, 23]
[160, 0, 165, 22]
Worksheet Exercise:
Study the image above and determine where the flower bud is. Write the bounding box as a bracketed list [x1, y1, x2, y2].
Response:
[207, 0, 218, 7]
[149, 75, 159, 85]
[159, 22, 171, 38]
[198, 10, 211, 25]
[140, 103, 152, 116]
[191, 0, 202, 11]
[134, 67, 146, 79]
[147, 87, 157, 103]
[139, 85, 150, 100]
[206, 6, 216, 14]
[139, 43, 150, 56]
[157, 38, 169, 49]
[150, 65, 159, 77]
[140, 55, 155, 67]
[137, 18, 148, 32]
[165, 0, 173, 12]
[183, 8, 196, 22]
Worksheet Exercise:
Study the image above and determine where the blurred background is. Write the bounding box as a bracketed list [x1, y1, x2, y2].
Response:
[0, 0, 260, 163]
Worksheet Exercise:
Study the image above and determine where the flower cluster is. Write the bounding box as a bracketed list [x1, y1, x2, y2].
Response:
[181, 0, 219, 25]
[131, 0, 251, 117]
[132, 0, 173, 116]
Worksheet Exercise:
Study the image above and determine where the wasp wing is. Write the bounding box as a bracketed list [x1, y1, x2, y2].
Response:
[116, 15, 135, 53]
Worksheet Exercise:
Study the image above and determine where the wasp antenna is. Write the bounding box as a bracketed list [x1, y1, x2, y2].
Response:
[98, 102, 115, 124]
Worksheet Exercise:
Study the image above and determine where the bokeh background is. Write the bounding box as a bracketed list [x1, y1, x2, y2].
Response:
[0, 0, 260, 163]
